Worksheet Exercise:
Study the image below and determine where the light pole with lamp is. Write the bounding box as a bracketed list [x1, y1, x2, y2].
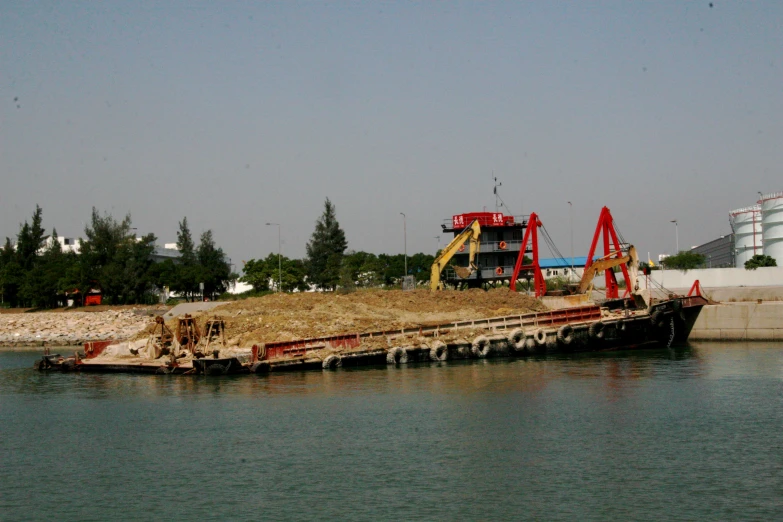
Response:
[671, 219, 679, 253]
[400, 213, 407, 278]
[265, 222, 282, 292]
[568, 201, 574, 282]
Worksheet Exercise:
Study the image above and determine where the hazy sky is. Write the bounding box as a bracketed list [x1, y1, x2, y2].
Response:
[2, 1, 781, 267]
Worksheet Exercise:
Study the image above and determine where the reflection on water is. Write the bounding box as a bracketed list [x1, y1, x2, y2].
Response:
[1, 345, 705, 400]
[1, 343, 781, 521]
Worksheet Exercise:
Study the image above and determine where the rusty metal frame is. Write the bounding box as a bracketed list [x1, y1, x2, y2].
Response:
[175, 314, 201, 354]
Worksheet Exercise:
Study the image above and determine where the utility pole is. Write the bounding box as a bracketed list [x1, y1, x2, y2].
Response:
[671, 220, 679, 253]
[400, 213, 407, 278]
[265, 222, 282, 292]
[568, 201, 574, 282]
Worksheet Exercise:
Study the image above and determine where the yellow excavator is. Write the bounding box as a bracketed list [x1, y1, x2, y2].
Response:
[575, 245, 640, 295]
[430, 219, 482, 291]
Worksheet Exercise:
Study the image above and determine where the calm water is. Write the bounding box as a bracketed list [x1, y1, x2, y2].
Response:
[1, 344, 782, 521]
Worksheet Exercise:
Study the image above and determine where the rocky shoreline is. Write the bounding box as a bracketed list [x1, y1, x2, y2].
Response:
[0, 309, 157, 347]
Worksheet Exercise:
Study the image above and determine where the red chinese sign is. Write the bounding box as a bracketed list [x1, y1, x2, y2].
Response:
[452, 212, 513, 228]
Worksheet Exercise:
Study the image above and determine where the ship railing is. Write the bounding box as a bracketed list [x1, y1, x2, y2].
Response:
[443, 265, 526, 280]
[262, 305, 602, 360]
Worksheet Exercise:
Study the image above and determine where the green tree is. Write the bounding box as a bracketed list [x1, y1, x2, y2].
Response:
[242, 253, 307, 292]
[196, 230, 234, 300]
[20, 228, 62, 308]
[377, 253, 405, 285]
[408, 252, 436, 283]
[170, 217, 200, 301]
[78, 208, 134, 303]
[240, 258, 272, 292]
[7, 206, 49, 307]
[305, 198, 348, 291]
[148, 259, 178, 296]
[341, 251, 383, 287]
[78, 208, 158, 304]
[286, 259, 309, 292]
[120, 233, 157, 303]
[662, 251, 705, 270]
[0, 238, 22, 307]
[15, 205, 46, 271]
[744, 254, 777, 270]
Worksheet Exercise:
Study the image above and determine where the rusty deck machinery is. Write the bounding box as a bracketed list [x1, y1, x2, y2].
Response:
[139, 316, 176, 359]
[191, 316, 248, 375]
[197, 316, 227, 358]
[175, 314, 201, 355]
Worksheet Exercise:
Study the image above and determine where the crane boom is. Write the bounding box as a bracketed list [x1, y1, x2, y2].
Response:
[430, 220, 481, 290]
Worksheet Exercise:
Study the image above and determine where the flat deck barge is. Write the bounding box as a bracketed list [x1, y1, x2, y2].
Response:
[35, 295, 707, 375]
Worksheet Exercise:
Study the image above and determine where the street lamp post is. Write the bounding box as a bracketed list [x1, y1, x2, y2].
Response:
[265, 222, 282, 292]
[568, 201, 574, 282]
[400, 213, 407, 278]
[671, 220, 679, 253]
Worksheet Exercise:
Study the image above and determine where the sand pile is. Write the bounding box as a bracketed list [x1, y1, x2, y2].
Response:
[136, 288, 545, 348]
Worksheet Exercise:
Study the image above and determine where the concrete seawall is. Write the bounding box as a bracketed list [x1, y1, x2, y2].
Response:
[690, 302, 783, 341]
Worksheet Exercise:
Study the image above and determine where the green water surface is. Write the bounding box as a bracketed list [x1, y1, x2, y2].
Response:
[1, 344, 782, 521]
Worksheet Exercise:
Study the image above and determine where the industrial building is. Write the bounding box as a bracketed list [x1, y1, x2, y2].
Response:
[689, 235, 735, 268]
[760, 191, 783, 265]
[691, 190, 783, 269]
[32, 235, 181, 263]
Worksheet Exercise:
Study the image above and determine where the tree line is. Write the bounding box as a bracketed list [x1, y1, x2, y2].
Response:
[240, 198, 435, 292]
[656, 251, 777, 271]
[0, 199, 434, 308]
[0, 206, 234, 308]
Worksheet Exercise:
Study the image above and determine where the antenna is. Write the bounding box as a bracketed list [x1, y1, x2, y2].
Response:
[492, 174, 514, 215]
[493, 173, 502, 212]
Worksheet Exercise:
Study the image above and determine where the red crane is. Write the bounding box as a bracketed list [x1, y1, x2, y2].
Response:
[509, 212, 546, 297]
[585, 206, 632, 299]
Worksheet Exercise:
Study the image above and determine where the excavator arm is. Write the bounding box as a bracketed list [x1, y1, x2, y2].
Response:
[430, 220, 481, 290]
[578, 245, 639, 295]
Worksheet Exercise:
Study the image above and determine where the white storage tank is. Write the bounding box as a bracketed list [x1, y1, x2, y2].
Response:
[761, 191, 783, 264]
[729, 205, 762, 268]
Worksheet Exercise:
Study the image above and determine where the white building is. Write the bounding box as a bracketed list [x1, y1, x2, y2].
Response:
[39, 236, 81, 254]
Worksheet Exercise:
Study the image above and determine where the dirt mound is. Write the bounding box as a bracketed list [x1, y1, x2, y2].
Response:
[137, 289, 545, 347]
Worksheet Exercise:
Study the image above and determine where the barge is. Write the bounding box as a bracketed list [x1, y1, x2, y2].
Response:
[35, 293, 707, 375]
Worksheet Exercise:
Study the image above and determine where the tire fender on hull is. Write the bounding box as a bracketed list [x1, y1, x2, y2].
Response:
[386, 346, 409, 365]
[507, 328, 526, 351]
[588, 321, 605, 340]
[323, 354, 342, 370]
[557, 324, 574, 346]
[429, 341, 448, 361]
[471, 335, 491, 358]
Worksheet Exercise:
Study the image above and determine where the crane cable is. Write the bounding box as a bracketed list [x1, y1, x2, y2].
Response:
[539, 224, 571, 267]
